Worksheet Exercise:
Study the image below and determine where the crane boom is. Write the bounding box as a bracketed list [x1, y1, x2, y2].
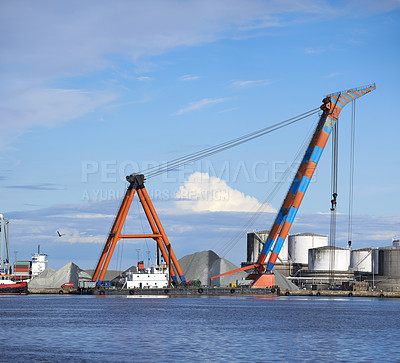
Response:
[258, 84, 376, 272]
[209, 84, 376, 286]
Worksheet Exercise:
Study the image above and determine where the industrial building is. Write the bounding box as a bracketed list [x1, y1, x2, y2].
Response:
[243, 230, 400, 292]
[243, 231, 329, 277]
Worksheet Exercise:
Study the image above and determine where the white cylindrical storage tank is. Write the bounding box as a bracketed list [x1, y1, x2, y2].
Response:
[288, 233, 328, 264]
[277, 237, 289, 263]
[247, 230, 288, 263]
[247, 230, 268, 263]
[308, 246, 350, 271]
[378, 248, 400, 277]
[350, 248, 372, 273]
[265, 236, 289, 263]
[372, 248, 379, 274]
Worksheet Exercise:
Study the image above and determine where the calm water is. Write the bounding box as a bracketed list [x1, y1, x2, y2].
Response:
[1, 295, 399, 362]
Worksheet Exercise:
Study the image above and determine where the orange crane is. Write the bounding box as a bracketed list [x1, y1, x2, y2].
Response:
[92, 173, 186, 285]
[211, 84, 376, 288]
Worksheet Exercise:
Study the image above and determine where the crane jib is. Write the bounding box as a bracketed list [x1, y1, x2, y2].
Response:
[257, 83, 376, 273]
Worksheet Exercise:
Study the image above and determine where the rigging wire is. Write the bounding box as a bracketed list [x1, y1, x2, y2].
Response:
[93, 107, 320, 274]
[216, 113, 321, 258]
[142, 108, 320, 178]
[347, 100, 356, 246]
[329, 119, 339, 284]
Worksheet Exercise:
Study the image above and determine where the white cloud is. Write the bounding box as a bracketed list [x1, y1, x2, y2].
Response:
[180, 74, 200, 81]
[65, 214, 115, 219]
[59, 229, 105, 244]
[304, 47, 320, 54]
[1, 1, 398, 147]
[7, 198, 400, 268]
[230, 80, 269, 88]
[316, 211, 345, 215]
[137, 76, 152, 81]
[175, 172, 276, 213]
[365, 231, 398, 242]
[0, 87, 117, 148]
[218, 107, 238, 114]
[326, 72, 341, 78]
[174, 97, 229, 115]
[304, 44, 339, 55]
[0, 2, 334, 76]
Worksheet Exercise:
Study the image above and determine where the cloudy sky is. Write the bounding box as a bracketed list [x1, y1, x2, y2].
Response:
[1, 1, 399, 270]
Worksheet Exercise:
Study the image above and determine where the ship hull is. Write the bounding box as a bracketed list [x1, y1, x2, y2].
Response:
[0, 281, 28, 294]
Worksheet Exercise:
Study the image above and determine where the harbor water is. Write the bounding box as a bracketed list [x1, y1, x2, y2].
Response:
[1, 295, 400, 362]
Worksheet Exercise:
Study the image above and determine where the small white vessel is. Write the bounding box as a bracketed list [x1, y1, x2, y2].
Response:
[124, 261, 169, 289]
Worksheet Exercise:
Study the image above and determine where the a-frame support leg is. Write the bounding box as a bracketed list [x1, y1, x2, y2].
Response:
[91, 174, 186, 285]
[92, 186, 135, 282]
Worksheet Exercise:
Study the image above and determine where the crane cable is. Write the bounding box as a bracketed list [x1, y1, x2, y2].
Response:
[329, 119, 339, 284]
[140, 108, 320, 178]
[347, 101, 356, 247]
[216, 113, 321, 258]
[94, 107, 320, 273]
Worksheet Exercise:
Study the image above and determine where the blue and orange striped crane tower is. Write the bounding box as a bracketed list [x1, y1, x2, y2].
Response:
[211, 84, 376, 287]
[92, 173, 186, 285]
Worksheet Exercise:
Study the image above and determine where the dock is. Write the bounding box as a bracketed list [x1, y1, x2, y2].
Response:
[27, 287, 400, 298]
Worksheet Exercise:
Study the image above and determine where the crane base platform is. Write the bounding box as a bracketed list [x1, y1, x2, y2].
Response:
[251, 273, 275, 288]
[78, 286, 279, 296]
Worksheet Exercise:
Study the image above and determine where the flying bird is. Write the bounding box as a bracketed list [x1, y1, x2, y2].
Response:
[57, 231, 65, 237]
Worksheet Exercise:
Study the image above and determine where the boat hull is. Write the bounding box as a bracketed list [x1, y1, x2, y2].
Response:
[0, 281, 28, 294]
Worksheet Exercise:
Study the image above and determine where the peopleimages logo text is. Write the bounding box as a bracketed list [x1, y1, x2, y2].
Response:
[81, 159, 315, 184]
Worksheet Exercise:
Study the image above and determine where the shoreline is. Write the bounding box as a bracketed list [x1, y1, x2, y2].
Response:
[25, 287, 400, 298]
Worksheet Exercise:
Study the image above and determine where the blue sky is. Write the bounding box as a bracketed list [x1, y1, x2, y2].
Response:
[1, 1, 399, 270]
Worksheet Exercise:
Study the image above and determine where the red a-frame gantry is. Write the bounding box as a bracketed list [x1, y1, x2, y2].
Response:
[92, 174, 186, 285]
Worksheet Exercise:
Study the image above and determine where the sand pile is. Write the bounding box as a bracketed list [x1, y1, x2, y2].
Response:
[273, 270, 298, 290]
[178, 250, 247, 286]
[28, 262, 92, 289]
[179, 250, 299, 289]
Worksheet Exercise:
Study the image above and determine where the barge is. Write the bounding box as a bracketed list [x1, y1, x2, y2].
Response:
[79, 286, 279, 296]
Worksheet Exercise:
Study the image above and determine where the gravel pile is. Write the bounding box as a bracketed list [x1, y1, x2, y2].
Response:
[28, 262, 92, 289]
[273, 270, 298, 290]
[179, 250, 299, 289]
[178, 250, 247, 286]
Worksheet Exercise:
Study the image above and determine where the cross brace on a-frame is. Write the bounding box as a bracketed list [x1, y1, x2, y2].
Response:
[92, 174, 186, 285]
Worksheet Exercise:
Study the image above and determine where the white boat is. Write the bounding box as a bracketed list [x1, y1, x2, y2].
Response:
[124, 261, 169, 289]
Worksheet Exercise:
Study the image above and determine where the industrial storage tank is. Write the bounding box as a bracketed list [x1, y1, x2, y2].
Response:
[247, 230, 268, 263]
[246, 230, 288, 264]
[288, 233, 328, 264]
[350, 248, 372, 273]
[372, 248, 379, 274]
[378, 247, 400, 277]
[308, 246, 350, 272]
[277, 236, 289, 262]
